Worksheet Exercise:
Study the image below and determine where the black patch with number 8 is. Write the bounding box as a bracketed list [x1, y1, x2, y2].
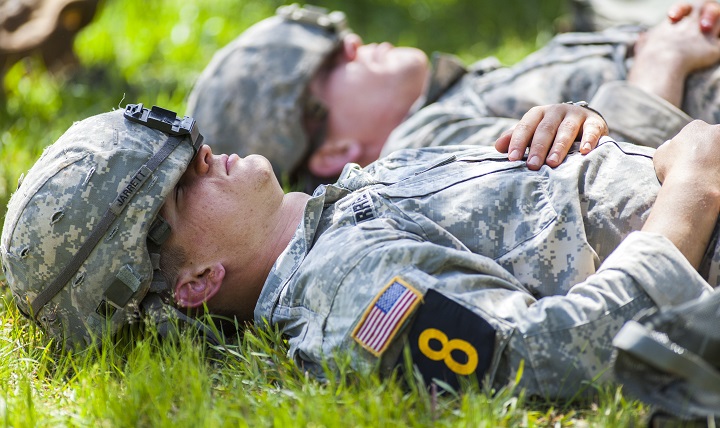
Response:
[403, 289, 495, 390]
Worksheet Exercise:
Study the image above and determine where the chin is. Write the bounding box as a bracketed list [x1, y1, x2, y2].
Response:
[245, 154, 274, 173]
[390, 52, 430, 88]
[245, 155, 280, 189]
[245, 153, 270, 163]
[394, 47, 428, 66]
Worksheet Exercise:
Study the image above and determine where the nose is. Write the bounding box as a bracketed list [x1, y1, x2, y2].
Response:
[342, 33, 363, 61]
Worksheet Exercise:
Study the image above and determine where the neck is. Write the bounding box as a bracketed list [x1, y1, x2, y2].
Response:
[254, 191, 310, 281]
[233, 191, 310, 321]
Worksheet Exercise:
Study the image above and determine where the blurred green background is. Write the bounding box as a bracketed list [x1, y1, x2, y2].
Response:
[0, 0, 568, 249]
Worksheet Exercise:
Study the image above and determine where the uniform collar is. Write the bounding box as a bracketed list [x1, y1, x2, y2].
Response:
[253, 179, 357, 324]
[253, 186, 326, 324]
[254, 160, 399, 323]
[412, 52, 467, 113]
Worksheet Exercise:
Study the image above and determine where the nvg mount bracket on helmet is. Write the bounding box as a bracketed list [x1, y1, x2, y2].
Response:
[276, 3, 347, 32]
[124, 103, 204, 143]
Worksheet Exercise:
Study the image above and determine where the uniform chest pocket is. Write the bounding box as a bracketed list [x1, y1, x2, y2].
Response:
[384, 162, 558, 260]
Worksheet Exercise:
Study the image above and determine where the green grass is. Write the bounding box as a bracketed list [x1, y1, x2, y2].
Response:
[0, 294, 648, 427]
[0, 0, 651, 425]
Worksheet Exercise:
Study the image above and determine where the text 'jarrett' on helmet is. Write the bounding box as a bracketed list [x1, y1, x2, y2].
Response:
[186, 4, 350, 183]
[0, 104, 203, 348]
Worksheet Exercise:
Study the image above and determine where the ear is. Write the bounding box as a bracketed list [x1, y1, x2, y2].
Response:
[308, 139, 362, 177]
[173, 262, 225, 308]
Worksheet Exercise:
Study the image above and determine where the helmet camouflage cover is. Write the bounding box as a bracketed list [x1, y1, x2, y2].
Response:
[1, 104, 203, 348]
[187, 4, 349, 182]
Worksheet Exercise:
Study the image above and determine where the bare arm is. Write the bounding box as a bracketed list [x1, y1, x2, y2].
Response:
[643, 120, 720, 268]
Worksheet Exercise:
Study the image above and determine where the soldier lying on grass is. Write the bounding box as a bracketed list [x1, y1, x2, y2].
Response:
[187, 2, 720, 192]
[2, 101, 718, 399]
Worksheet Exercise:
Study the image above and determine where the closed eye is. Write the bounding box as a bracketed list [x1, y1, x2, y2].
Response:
[174, 181, 184, 207]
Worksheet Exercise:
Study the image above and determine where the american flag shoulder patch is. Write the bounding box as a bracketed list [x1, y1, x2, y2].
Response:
[352, 276, 423, 357]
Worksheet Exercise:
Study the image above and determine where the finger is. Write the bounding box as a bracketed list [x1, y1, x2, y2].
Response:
[524, 112, 564, 170]
[543, 116, 581, 167]
[579, 118, 607, 155]
[700, 1, 720, 33]
[507, 107, 545, 161]
[494, 126, 515, 153]
[668, 3, 692, 22]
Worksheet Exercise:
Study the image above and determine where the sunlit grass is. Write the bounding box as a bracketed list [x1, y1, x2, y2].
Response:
[0, 0, 564, 226]
[0, 0, 651, 425]
[0, 289, 648, 427]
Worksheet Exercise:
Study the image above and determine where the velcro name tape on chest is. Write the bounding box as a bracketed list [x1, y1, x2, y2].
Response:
[400, 289, 496, 390]
[350, 191, 376, 224]
[352, 276, 422, 357]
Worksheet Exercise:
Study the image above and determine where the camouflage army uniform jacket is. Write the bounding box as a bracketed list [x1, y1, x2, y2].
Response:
[255, 140, 714, 399]
[382, 27, 720, 156]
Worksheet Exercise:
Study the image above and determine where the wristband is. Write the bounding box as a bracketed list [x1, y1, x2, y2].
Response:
[564, 100, 606, 123]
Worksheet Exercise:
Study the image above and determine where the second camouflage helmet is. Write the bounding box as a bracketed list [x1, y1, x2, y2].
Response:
[186, 4, 349, 182]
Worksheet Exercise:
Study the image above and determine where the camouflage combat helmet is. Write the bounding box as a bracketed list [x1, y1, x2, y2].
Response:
[186, 3, 349, 182]
[0, 104, 204, 348]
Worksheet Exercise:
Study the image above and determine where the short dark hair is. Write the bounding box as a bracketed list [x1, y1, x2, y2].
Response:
[158, 238, 187, 297]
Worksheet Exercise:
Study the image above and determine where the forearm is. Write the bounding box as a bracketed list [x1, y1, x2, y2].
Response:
[627, 7, 720, 108]
[590, 81, 691, 148]
[628, 55, 687, 108]
[504, 231, 712, 397]
[641, 174, 720, 268]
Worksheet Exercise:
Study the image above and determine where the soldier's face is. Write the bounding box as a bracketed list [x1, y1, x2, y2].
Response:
[310, 34, 430, 164]
[160, 144, 285, 315]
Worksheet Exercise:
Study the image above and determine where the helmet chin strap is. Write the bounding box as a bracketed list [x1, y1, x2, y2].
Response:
[140, 293, 223, 347]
